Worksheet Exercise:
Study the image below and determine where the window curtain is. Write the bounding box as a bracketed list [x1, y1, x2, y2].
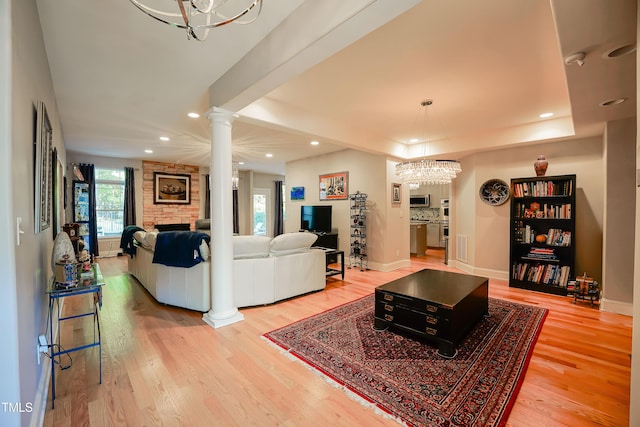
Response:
[77, 163, 99, 256]
[233, 189, 239, 234]
[274, 180, 284, 236]
[204, 174, 210, 219]
[123, 167, 136, 226]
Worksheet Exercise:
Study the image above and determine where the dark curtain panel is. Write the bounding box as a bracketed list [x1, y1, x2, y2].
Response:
[274, 180, 284, 236]
[77, 163, 99, 256]
[123, 167, 136, 226]
[233, 189, 239, 234]
[205, 174, 211, 219]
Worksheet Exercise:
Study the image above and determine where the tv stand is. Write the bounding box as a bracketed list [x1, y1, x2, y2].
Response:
[311, 232, 337, 250]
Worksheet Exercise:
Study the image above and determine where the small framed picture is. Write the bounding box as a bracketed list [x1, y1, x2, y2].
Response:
[392, 183, 402, 205]
[154, 172, 191, 204]
[290, 186, 305, 201]
[319, 171, 348, 200]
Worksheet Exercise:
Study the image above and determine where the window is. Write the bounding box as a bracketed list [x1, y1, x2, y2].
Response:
[95, 168, 125, 237]
[253, 188, 271, 236]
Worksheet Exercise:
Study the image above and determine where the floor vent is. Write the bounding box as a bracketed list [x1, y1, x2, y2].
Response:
[456, 235, 467, 262]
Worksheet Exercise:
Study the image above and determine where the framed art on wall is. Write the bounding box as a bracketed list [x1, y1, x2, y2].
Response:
[290, 186, 305, 201]
[154, 172, 191, 204]
[34, 101, 53, 233]
[392, 183, 402, 205]
[319, 171, 348, 200]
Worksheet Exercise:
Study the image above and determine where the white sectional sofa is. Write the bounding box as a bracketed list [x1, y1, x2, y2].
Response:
[127, 231, 326, 312]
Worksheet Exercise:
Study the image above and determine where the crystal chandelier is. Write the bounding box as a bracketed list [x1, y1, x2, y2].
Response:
[129, 0, 263, 41]
[395, 100, 461, 188]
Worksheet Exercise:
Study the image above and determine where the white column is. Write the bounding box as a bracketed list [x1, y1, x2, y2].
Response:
[202, 107, 244, 328]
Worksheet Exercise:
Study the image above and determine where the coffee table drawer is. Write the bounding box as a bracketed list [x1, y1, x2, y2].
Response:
[375, 303, 451, 337]
[376, 290, 449, 317]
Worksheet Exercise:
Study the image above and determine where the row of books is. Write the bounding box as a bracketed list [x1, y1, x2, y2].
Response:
[512, 179, 573, 198]
[513, 203, 572, 219]
[523, 248, 556, 260]
[546, 229, 571, 246]
[511, 263, 571, 287]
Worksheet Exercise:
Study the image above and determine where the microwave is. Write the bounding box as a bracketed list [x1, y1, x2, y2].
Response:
[410, 195, 430, 207]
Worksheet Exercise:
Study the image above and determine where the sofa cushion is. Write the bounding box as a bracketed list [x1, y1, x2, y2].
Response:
[233, 235, 272, 259]
[133, 231, 152, 249]
[145, 231, 158, 250]
[269, 232, 318, 256]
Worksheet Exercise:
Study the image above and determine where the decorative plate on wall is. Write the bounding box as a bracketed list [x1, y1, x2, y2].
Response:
[479, 179, 510, 206]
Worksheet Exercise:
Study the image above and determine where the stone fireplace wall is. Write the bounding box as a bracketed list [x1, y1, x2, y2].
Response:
[142, 161, 200, 230]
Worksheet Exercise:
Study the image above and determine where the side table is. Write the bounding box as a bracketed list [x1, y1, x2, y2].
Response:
[45, 263, 105, 409]
[317, 247, 345, 280]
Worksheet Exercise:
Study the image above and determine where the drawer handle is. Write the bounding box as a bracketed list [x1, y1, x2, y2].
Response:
[383, 294, 394, 302]
[425, 327, 437, 335]
[384, 304, 394, 312]
[426, 305, 438, 313]
[426, 315, 438, 325]
[384, 314, 394, 322]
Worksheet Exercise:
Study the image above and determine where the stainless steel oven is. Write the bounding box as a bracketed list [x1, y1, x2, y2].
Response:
[440, 198, 449, 220]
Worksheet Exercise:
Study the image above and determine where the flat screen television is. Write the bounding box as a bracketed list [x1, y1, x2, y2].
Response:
[300, 205, 332, 233]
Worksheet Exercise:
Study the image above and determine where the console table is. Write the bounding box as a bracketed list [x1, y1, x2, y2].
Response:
[374, 269, 488, 358]
[45, 263, 105, 408]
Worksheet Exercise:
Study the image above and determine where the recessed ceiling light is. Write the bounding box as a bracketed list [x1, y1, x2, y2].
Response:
[238, 161, 245, 165]
[188, 112, 200, 118]
[604, 44, 636, 59]
[144, 149, 153, 153]
[409, 138, 420, 143]
[265, 153, 273, 158]
[539, 112, 554, 118]
[310, 140, 320, 146]
[600, 98, 627, 107]
[159, 136, 170, 141]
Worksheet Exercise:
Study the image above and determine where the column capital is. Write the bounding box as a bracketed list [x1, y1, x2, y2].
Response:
[206, 106, 236, 123]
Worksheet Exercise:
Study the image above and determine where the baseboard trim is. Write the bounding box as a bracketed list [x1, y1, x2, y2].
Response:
[600, 298, 633, 316]
[31, 299, 63, 427]
[455, 262, 509, 281]
[365, 259, 411, 272]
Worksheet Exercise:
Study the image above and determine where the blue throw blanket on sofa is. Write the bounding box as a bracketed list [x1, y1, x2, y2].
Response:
[152, 231, 211, 268]
[120, 225, 145, 258]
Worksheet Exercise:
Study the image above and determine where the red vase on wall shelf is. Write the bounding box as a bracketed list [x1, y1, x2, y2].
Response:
[534, 155, 548, 177]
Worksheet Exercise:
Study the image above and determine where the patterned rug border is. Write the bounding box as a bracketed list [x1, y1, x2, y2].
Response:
[263, 294, 548, 427]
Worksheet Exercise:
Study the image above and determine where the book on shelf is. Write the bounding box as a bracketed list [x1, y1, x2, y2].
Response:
[511, 262, 571, 287]
[512, 179, 573, 198]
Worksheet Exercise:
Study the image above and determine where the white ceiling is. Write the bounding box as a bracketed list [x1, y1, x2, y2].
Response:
[36, 0, 636, 176]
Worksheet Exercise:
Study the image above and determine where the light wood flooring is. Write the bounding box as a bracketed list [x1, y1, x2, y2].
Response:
[43, 250, 632, 426]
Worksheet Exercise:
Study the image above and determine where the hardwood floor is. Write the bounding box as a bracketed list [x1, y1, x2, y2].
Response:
[43, 250, 631, 426]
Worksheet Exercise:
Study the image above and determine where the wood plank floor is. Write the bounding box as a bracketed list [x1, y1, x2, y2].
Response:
[43, 251, 632, 426]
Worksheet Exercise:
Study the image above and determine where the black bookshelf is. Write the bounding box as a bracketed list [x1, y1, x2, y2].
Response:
[509, 174, 576, 295]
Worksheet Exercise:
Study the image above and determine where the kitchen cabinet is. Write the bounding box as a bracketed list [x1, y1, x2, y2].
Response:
[427, 223, 440, 248]
[410, 224, 426, 256]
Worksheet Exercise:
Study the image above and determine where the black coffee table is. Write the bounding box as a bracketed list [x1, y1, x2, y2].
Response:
[374, 269, 489, 358]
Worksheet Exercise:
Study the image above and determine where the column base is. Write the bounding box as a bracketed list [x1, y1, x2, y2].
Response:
[202, 309, 244, 329]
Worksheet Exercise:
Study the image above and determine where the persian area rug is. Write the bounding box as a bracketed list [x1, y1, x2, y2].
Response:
[263, 294, 547, 427]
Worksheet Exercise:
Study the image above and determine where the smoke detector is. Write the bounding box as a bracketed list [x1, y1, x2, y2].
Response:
[565, 52, 586, 66]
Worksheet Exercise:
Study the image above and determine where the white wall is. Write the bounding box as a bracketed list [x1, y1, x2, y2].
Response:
[0, 1, 21, 426]
[5, 0, 66, 424]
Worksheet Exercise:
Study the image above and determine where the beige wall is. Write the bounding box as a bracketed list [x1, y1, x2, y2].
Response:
[455, 136, 605, 288]
[6, 0, 66, 424]
[286, 149, 410, 271]
[602, 117, 636, 309]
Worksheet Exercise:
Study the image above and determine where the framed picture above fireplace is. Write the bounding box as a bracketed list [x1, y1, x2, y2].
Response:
[154, 172, 191, 204]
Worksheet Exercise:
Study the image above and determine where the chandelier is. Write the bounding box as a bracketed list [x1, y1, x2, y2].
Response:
[129, 0, 264, 41]
[395, 100, 461, 188]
